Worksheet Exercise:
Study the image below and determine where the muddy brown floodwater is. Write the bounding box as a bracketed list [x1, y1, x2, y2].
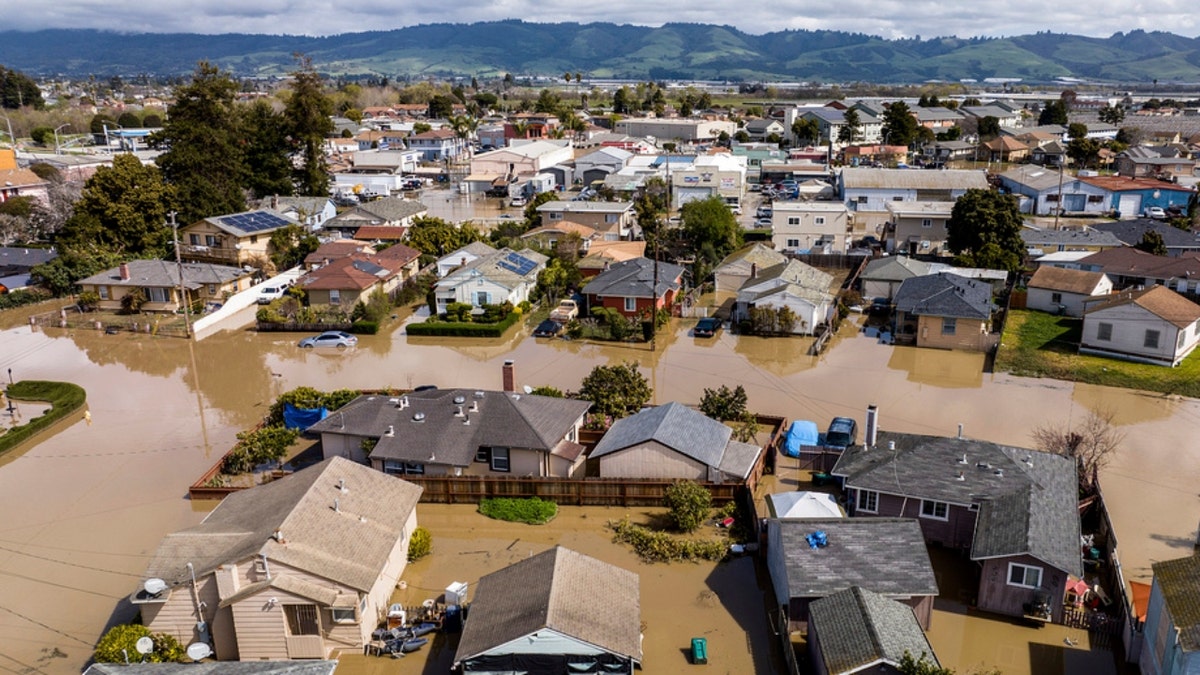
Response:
[0, 310, 1196, 674]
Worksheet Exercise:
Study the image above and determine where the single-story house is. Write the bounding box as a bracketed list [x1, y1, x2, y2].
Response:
[831, 429, 1081, 623]
[452, 546, 641, 675]
[1076, 248, 1200, 293]
[77, 261, 252, 313]
[765, 518, 939, 634]
[893, 272, 994, 351]
[1025, 266, 1113, 317]
[296, 245, 421, 309]
[859, 256, 950, 301]
[133, 456, 422, 661]
[434, 247, 547, 313]
[257, 196, 337, 231]
[303, 241, 375, 270]
[1080, 285, 1200, 367]
[1140, 554, 1200, 675]
[324, 198, 428, 238]
[436, 241, 498, 277]
[998, 166, 1112, 217]
[0, 246, 58, 292]
[582, 257, 685, 318]
[1021, 227, 1124, 256]
[733, 260, 835, 335]
[980, 135, 1031, 163]
[179, 210, 301, 267]
[713, 244, 787, 294]
[808, 586, 941, 675]
[589, 402, 765, 486]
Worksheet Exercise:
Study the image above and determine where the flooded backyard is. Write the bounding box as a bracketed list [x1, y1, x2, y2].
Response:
[0, 308, 1196, 673]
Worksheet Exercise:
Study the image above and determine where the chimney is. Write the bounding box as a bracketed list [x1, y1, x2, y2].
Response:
[750, 262, 758, 279]
[119, 263, 130, 281]
[502, 360, 515, 393]
[865, 404, 878, 447]
[957, 423, 964, 440]
[271, 194, 279, 209]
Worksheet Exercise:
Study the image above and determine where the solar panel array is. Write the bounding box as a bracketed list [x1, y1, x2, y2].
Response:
[497, 252, 537, 276]
[218, 211, 291, 234]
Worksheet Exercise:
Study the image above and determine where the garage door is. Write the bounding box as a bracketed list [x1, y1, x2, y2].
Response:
[675, 187, 710, 207]
[1118, 194, 1141, 219]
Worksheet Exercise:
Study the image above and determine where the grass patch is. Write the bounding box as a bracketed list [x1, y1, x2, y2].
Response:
[995, 309, 1200, 397]
[0, 381, 87, 457]
[608, 517, 728, 563]
[478, 497, 558, 525]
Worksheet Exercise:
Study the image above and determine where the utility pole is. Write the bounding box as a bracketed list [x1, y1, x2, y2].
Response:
[170, 211, 193, 338]
[1053, 162, 1066, 230]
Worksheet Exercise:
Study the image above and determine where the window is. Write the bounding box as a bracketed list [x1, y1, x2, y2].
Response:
[1050, 292, 1062, 304]
[1179, 332, 1187, 350]
[893, 196, 904, 201]
[189, 234, 200, 245]
[490, 447, 510, 472]
[284, 605, 320, 635]
[1097, 322, 1112, 341]
[205, 235, 219, 247]
[475, 447, 490, 463]
[922, 218, 933, 228]
[1145, 330, 1160, 349]
[476, 291, 490, 305]
[147, 287, 169, 303]
[942, 317, 956, 335]
[98, 286, 109, 300]
[331, 607, 357, 624]
[329, 289, 341, 305]
[605, 214, 618, 224]
[786, 239, 800, 248]
[624, 297, 637, 312]
[403, 462, 424, 475]
[814, 217, 826, 225]
[548, 212, 562, 221]
[1007, 563, 1042, 589]
[856, 196, 868, 204]
[855, 490, 878, 513]
[250, 235, 258, 244]
[787, 217, 800, 225]
[207, 284, 217, 295]
[920, 500, 949, 520]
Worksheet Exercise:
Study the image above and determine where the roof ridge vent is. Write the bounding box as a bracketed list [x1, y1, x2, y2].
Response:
[958, 453, 968, 464]
[956, 471, 966, 481]
[412, 412, 425, 423]
[976, 461, 990, 470]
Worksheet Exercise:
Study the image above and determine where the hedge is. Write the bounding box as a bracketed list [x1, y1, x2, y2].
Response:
[406, 311, 521, 338]
[479, 497, 558, 525]
[350, 320, 379, 334]
[0, 380, 87, 457]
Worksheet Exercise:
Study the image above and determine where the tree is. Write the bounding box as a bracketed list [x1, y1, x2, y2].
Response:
[534, 257, 581, 304]
[1067, 122, 1089, 140]
[898, 651, 954, 675]
[977, 115, 1001, 138]
[946, 188, 1025, 273]
[664, 481, 712, 533]
[838, 109, 861, 145]
[612, 87, 631, 115]
[681, 196, 742, 263]
[1032, 408, 1123, 496]
[0, 66, 44, 110]
[523, 190, 560, 226]
[240, 99, 293, 199]
[153, 61, 245, 223]
[405, 216, 484, 256]
[1098, 103, 1125, 125]
[30, 126, 54, 145]
[30, 249, 123, 296]
[89, 113, 117, 135]
[427, 94, 456, 119]
[60, 153, 170, 256]
[577, 361, 651, 418]
[534, 88, 562, 114]
[1066, 137, 1100, 170]
[285, 55, 335, 196]
[792, 117, 820, 146]
[269, 223, 319, 272]
[94, 624, 185, 664]
[880, 101, 919, 147]
[117, 111, 142, 128]
[1135, 230, 1167, 256]
[1038, 100, 1068, 126]
[699, 384, 749, 421]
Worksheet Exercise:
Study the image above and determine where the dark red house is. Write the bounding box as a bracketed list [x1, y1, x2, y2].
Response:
[582, 257, 685, 318]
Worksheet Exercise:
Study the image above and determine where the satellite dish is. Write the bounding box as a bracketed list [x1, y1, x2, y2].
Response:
[135, 636, 154, 655]
[522, 385, 533, 394]
[186, 643, 213, 662]
[143, 578, 168, 596]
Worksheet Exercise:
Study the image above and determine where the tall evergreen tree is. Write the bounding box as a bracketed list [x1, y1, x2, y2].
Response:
[285, 56, 334, 196]
[880, 101, 920, 147]
[59, 154, 170, 256]
[241, 99, 294, 199]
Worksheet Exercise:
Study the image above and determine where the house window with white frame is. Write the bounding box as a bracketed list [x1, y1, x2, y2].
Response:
[855, 489, 878, 513]
[605, 214, 619, 223]
[787, 239, 800, 248]
[1050, 292, 1062, 304]
[942, 317, 956, 335]
[624, 297, 637, 312]
[1007, 562, 1042, 589]
[548, 212, 562, 221]
[329, 289, 341, 305]
[920, 500, 949, 520]
[147, 287, 169, 303]
[98, 286, 109, 300]
[331, 607, 357, 624]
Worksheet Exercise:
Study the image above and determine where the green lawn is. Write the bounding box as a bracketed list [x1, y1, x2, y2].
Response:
[0, 381, 87, 457]
[995, 309, 1200, 398]
[478, 497, 558, 525]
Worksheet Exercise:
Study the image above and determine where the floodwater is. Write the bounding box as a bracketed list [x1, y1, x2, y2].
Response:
[1, 308, 1198, 674]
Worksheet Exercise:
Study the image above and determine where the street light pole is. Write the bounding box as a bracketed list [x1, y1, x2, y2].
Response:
[53, 124, 70, 155]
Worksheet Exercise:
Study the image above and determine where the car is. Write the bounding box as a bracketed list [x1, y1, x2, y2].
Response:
[298, 331, 358, 349]
[694, 317, 722, 338]
[749, 183, 762, 192]
[533, 319, 563, 338]
[825, 416, 858, 448]
[510, 196, 528, 207]
[1145, 207, 1167, 220]
[727, 204, 743, 215]
[754, 217, 773, 228]
[256, 284, 290, 305]
[755, 206, 773, 218]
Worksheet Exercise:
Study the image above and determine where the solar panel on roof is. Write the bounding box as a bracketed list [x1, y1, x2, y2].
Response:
[497, 252, 537, 276]
[219, 211, 290, 234]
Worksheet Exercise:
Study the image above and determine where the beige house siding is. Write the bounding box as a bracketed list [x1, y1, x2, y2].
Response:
[598, 440, 707, 480]
[306, 287, 368, 309]
[894, 215, 950, 254]
[81, 278, 245, 314]
[320, 433, 372, 463]
[543, 209, 634, 232]
[180, 220, 274, 266]
[230, 587, 303, 660]
[916, 315, 990, 351]
[143, 575, 220, 650]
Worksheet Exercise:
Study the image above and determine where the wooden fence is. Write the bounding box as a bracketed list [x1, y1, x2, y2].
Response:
[400, 475, 744, 506]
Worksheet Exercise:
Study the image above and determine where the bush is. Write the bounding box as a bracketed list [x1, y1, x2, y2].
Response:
[608, 517, 727, 563]
[479, 497, 558, 525]
[231, 426, 299, 471]
[578, 362, 651, 418]
[406, 311, 521, 338]
[699, 385, 749, 421]
[408, 526, 432, 562]
[120, 287, 147, 314]
[350, 320, 379, 334]
[94, 624, 185, 663]
[529, 386, 564, 398]
[0, 381, 87, 458]
[73, 290, 99, 310]
[266, 387, 360, 426]
[664, 481, 713, 533]
[0, 288, 51, 310]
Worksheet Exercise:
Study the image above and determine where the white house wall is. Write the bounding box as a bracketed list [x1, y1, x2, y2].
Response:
[1082, 303, 1199, 365]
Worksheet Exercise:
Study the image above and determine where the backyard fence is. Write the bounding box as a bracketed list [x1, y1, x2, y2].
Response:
[400, 475, 745, 506]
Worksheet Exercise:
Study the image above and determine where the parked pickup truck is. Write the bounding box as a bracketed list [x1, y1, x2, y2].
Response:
[549, 299, 579, 322]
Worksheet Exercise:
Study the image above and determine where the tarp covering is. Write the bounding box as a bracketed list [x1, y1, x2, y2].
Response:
[283, 403, 328, 430]
[783, 420, 820, 457]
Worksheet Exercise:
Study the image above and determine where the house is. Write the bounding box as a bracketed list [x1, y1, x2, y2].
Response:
[303, 241, 375, 270]
[772, 202, 852, 254]
[669, 154, 748, 209]
[1076, 247, 1200, 294]
[745, 118, 786, 140]
[997, 166, 1110, 216]
[466, 141, 575, 195]
[808, 586, 941, 675]
[590, 402, 765, 485]
[1020, 227, 1124, 255]
[504, 112, 560, 140]
[575, 146, 634, 186]
[960, 105, 1022, 128]
[798, 108, 883, 148]
[434, 247, 546, 312]
[256, 196, 337, 231]
[733, 260, 835, 334]
[436, 241, 498, 278]
[77, 261, 252, 313]
[296, 245, 421, 309]
[765, 518, 939, 633]
[766, 491, 844, 519]
[838, 168, 988, 233]
[519, 221, 598, 252]
[1115, 146, 1196, 178]
[911, 106, 964, 130]
[893, 272, 994, 351]
[179, 210, 301, 267]
[1030, 141, 1067, 167]
[613, 117, 736, 142]
[1077, 175, 1194, 219]
[1025, 266, 1113, 317]
[535, 201, 636, 240]
[324, 198, 428, 238]
[1080, 285, 1200, 366]
[980, 135, 1031, 163]
[1091, 219, 1200, 257]
[1139, 554, 1200, 675]
[0, 166, 49, 204]
[714, 243, 787, 294]
[132, 456, 422, 661]
[920, 140, 975, 164]
[886, 201, 955, 255]
[0, 246, 58, 292]
[348, 226, 409, 246]
[405, 128, 468, 161]
[332, 149, 423, 197]
[307, 383, 591, 477]
[860, 256, 949, 301]
[582, 257, 685, 318]
[831, 429, 1081, 623]
[452, 546, 641, 674]
[577, 240, 647, 277]
[83, 664, 338, 675]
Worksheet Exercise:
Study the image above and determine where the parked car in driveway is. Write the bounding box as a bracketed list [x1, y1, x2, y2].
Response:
[533, 319, 564, 338]
[694, 317, 722, 338]
[825, 417, 858, 448]
[754, 217, 773, 228]
[298, 331, 358, 349]
[1145, 206, 1166, 220]
[256, 283, 291, 305]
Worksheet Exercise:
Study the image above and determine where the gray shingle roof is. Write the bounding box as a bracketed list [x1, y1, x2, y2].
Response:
[831, 431, 1081, 576]
[1152, 555, 1200, 652]
[768, 518, 939, 599]
[894, 272, 992, 320]
[0, 247, 58, 272]
[582, 257, 685, 299]
[590, 402, 732, 468]
[140, 456, 422, 594]
[77, 260, 247, 290]
[84, 664, 338, 675]
[453, 546, 641, 665]
[1020, 228, 1124, 248]
[309, 390, 591, 467]
[861, 256, 944, 283]
[809, 586, 940, 675]
[1091, 219, 1200, 250]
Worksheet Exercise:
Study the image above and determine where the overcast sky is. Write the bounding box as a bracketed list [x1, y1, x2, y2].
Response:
[8, 1, 1199, 39]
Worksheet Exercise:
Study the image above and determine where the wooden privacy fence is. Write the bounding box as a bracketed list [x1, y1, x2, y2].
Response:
[400, 475, 744, 506]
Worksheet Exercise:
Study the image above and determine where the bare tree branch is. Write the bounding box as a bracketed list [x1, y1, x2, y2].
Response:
[1031, 408, 1124, 496]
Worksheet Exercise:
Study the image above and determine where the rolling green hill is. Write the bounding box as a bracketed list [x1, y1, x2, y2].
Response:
[1, 22, 1199, 83]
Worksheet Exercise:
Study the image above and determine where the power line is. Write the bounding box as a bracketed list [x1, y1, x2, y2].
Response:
[0, 542, 142, 578]
[0, 603, 93, 647]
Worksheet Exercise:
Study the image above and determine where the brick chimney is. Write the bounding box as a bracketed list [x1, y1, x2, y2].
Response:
[119, 263, 130, 281]
[502, 360, 515, 393]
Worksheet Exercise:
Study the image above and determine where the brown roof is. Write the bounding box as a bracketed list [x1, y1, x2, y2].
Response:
[304, 240, 374, 267]
[1027, 266, 1107, 295]
[578, 241, 647, 269]
[1080, 248, 1200, 280]
[1078, 175, 1193, 192]
[520, 221, 597, 239]
[299, 250, 412, 291]
[0, 167, 48, 189]
[1085, 285, 1200, 328]
[352, 225, 409, 241]
[410, 129, 457, 140]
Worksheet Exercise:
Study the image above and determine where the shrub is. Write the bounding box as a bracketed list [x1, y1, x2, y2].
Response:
[406, 311, 521, 338]
[0, 381, 87, 458]
[0, 288, 51, 310]
[94, 624, 185, 663]
[664, 481, 713, 533]
[266, 387, 360, 426]
[479, 497, 558, 525]
[608, 517, 726, 563]
[530, 386, 564, 398]
[578, 362, 651, 418]
[232, 426, 299, 470]
[350, 320, 379, 334]
[408, 526, 432, 562]
[120, 287, 147, 314]
[699, 385, 749, 421]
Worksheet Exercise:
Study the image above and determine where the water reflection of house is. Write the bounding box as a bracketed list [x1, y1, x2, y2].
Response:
[808, 586, 941, 675]
[77, 260, 252, 313]
[132, 456, 422, 661]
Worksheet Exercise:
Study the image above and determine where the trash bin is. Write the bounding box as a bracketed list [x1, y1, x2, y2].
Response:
[691, 637, 708, 665]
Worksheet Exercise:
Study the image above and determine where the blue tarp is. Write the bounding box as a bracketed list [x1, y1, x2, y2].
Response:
[783, 420, 820, 458]
[283, 403, 328, 430]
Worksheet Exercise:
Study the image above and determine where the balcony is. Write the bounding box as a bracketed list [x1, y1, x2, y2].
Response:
[180, 244, 240, 265]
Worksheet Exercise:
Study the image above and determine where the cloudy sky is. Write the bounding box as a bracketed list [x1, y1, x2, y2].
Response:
[8, 1, 1199, 39]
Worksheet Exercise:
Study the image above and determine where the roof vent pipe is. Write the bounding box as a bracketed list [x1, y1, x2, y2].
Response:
[888, 440, 895, 451]
[386, 425, 395, 437]
[865, 404, 878, 448]
[957, 423, 964, 440]
[333, 498, 340, 513]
